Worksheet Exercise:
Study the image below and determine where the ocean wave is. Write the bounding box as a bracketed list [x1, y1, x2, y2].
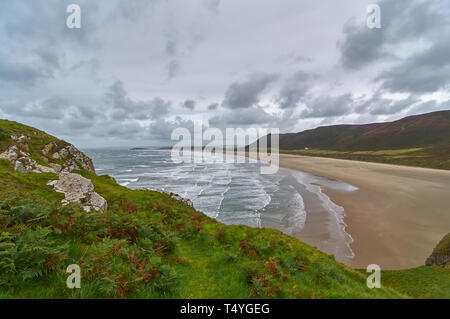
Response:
[290, 170, 355, 259]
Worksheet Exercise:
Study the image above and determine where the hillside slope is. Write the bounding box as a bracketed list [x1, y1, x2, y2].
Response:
[254, 111, 450, 169]
[0, 119, 448, 299]
[278, 111, 450, 151]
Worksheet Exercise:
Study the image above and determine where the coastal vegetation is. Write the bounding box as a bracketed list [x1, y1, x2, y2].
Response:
[260, 111, 450, 170]
[0, 119, 448, 299]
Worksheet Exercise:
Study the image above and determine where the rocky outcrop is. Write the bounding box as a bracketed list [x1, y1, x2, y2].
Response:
[50, 144, 95, 173]
[1, 132, 106, 213]
[11, 135, 30, 152]
[0, 135, 95, 175]
[0, 143, 56, 174]
[425, 233, 450, 266]
[47, 172, 107, 213]
[0, 145, 19, 162]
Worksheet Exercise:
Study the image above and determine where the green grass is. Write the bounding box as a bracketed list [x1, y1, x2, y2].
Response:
[0, 119, 448, 299]
[432, 234, 450, 256]
[0, 161, 408, 299]
[381, 267, 450, 299]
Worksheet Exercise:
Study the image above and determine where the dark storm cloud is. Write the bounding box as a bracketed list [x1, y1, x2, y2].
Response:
[277, 71, 313, 109]
[338, 0, 448, 71]
[222, 74, 278, 109]
[301, 94, 354, 118]
[183, 99, 196, 110]
[375, 40, 450, 93]
[207, 103, 219, 111]
[338, 19, 385, 70]
[0, 59, 50, 86]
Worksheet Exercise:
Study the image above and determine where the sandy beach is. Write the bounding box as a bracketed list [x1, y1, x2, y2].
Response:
[279, 154, 450, 270]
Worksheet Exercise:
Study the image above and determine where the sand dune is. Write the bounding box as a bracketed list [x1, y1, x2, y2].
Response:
[279, 154, 450, 270]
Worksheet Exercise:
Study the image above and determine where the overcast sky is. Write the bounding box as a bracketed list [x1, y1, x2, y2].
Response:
[0, 0, 449, 147]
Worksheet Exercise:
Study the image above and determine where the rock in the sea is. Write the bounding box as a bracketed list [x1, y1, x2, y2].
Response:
[47, 172, 107, 212]
[425, 233, 450, 266]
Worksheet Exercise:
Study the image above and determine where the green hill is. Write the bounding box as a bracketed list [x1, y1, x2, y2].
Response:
[0, 119, 448, 299]
[256, 111, 450, 169]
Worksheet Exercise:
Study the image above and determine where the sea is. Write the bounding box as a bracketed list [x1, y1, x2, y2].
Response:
[83, 147, 358, 263]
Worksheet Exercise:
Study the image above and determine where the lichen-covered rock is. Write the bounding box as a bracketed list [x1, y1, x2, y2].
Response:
[51, 144, 95, 173]
[0, 145, 19, 162]
[14, 157, 34, 173]
[11, 135, 30, 152]
[42, 141, 57, 155]
[50, 163, 62, 173]
[47, 172, 107, 212]
[89, 192, 108, 212]
[426, 233, 450, 266]
[1, 138, 56, 174]
[35, 164, 56, 174]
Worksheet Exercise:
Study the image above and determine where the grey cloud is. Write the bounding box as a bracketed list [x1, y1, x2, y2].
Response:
[208, 103, 219, 111]
[183, 99, 196, 110]
[167, 60, 179, 79]
[0, 58, 51, 86]
[277, 71, 313, 109]
[148, 116, 203, 142]
[71, 59, 100, 73]
[105, 80, 172, 120]
[223, 73, 278, 109]
[338, 18, 386, 70]
[376, 40, 450, 93]
[338, 0, 447, 70]
[406, 99, 450, 116]
[301, 94, 353, 118]
[209, 105, 275, 127]
[202, 0, 221, 14]
[2, 97, 67, 120]
[354, 93, 419, 115]
[66, 119, 95, 130]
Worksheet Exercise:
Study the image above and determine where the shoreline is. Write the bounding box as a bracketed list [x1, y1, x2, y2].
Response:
[279, 154, 450, 270]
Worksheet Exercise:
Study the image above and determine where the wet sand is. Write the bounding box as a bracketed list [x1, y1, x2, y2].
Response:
[279, 154, 450, 270]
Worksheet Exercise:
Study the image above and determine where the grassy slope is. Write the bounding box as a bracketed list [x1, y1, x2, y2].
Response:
[0, 119, 448, 299]
[432, 233, 450, 256]
[267, 111, 450, 170]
